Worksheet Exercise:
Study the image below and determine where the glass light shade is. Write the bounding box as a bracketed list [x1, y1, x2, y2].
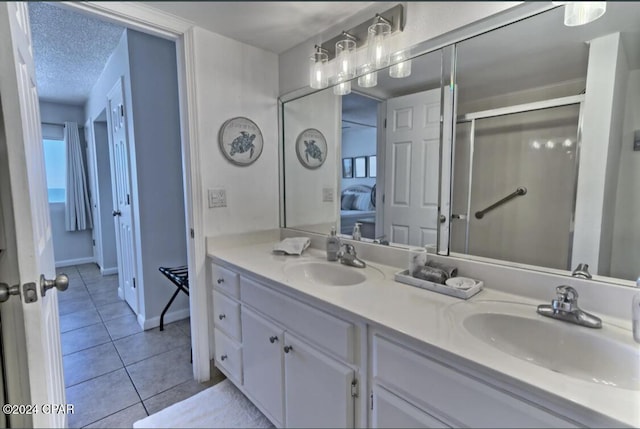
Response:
[367, 22, 391, 69]
[333, 80, 351, 96]
[358, 64, 377, 88]
[563, 2, 606, 26]
[309, 49, 328, 89]
[336, 38, 357, 79]
[389, 51, 412, 78]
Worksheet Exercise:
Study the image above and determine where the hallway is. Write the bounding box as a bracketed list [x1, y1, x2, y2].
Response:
[58, 263, 218, 428]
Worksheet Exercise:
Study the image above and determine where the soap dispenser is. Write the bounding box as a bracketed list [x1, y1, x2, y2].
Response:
[326, 227, 341, 261]
[352, 223, 362, 241]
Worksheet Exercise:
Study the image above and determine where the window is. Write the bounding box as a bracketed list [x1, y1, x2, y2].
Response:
[42, 139, 66, 203]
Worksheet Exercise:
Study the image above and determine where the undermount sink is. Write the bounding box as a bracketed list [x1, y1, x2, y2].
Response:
[454, 301, 640, 391]
[283, 260, 383, 286]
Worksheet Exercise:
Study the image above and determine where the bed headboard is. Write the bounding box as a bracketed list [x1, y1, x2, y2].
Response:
[342, 184, 372, 195]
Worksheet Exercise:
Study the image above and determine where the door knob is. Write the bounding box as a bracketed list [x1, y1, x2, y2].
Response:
[439, 214, 447, 224]
[0, 283, 20, 303]
[40, 274, 69, 296]
[112, 210, 122, 217]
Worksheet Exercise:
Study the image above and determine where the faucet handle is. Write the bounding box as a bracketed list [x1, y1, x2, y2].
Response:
[556, 285, 578, 302]
[342, 243, 356, 255]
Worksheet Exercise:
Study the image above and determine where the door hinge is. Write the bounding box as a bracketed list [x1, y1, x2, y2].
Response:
[370, 391, 374, 410]
[92, 239, 96, 246]
[126, 194, 130, 205]
[190, 228, 194, 239]
[350, 379, 359, 398]
[120, 104, 124, 118]
[384, 118, 387, 128]
[133, 277, 136, 288]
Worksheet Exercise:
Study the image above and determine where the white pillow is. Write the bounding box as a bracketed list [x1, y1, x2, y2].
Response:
[352, 193, 371, 211]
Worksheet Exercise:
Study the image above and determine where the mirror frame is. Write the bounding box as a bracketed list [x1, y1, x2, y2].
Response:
[278, 1, 637, 288]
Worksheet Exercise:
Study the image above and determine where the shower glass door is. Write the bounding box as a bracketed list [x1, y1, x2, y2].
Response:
[451, 103, 581, 270]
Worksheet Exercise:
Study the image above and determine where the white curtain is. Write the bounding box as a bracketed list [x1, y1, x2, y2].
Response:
[64, 122, 93, 231]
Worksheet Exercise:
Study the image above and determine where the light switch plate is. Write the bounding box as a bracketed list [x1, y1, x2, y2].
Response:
[208, 188, 227, 208]
[322, 188, 334, 202]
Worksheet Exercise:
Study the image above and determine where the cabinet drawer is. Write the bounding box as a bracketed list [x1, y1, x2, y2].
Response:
[213, 290, 241, 341]
[372, 334, 578, 428]
[211, 262, 239, 298]
[214, 328, 242, 384]
[372, 384, 449, 428]
[241, 276, 355, 364]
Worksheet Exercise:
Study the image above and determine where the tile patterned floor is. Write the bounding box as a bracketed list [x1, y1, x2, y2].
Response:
[57, 263, 222, 428]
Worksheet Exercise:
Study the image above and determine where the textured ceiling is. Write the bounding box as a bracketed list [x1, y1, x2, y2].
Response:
[146, 1, 376, 54]
[29, 3, 125, 104]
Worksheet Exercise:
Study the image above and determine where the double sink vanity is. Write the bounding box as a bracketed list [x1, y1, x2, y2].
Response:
[207, 231, 638, 428]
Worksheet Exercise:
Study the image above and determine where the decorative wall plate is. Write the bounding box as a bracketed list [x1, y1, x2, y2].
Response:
[218, 117, 264, 166]
[296, 128, 327, 169]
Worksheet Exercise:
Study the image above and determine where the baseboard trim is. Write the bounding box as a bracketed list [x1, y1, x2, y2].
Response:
[138, 307, 190, 331]
[101, 267, 118, 276]
[55, 257, 95, 268]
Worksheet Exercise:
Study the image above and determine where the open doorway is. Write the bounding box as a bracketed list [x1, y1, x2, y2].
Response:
[29, 3, 205, 427]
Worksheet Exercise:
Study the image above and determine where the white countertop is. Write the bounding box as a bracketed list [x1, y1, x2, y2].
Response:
[207, 237, 639, 427]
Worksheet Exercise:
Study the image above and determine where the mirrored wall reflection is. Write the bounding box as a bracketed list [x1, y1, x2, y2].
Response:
[282, 50, 445, 247]
[451, 3, 640, 281]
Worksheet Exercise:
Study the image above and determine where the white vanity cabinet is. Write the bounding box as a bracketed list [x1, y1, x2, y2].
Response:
[210, 263, 242, 384]
[370, 332, 580, 428]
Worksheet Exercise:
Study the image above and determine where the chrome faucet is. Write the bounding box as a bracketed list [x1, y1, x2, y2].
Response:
[537, 285, 602, 328]
[338, 244, 366, 269]
[572, 263, 592, 279]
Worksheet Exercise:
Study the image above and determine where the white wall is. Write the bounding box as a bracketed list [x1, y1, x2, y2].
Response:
[572, 33, 628, 275]
[283, 88, 340, 232]
[127, 29, 188, 326]
[278, 2, 520, 96]
[192, 27, 280, 237]
[610, 69, 640, 280]
[341, 126, 376, 191]
[39, 101, 94, 267]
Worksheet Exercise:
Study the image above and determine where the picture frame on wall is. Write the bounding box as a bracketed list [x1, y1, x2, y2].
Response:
[368, 155, 377, 178]
[354, 156, 367, 178]
[342, 158, 353, 178]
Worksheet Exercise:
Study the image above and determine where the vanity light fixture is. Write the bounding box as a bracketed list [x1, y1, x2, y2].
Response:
[308, 4, 405, 93]
[309, 45, 329, 89]
[553, 2, 606, 26]
[389, 50, 412, 78]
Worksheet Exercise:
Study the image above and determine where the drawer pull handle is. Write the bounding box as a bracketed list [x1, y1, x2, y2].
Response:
[218, 314, 226, 320]
[217, 278, 224, 284]
[220, 354, 227, 361]
[283, 345, 293, 354]
[269, 335, 279, 344]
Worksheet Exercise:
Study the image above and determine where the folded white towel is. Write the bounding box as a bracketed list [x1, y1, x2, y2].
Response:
[273, 237, 311, 255]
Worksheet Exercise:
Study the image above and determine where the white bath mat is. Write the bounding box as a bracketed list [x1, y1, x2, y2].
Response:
[133, 379, 274, 428]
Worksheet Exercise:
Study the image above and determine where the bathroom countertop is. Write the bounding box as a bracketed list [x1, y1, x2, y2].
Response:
[207, 238, 639, 427]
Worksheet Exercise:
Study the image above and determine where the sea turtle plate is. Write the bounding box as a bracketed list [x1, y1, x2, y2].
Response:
[219, 117, 264, 166]
[295, 128, 327, 169]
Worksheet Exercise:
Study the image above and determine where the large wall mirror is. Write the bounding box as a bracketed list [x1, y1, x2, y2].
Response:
[283, 48, 448, 248]
[281, 2, 640, 285]
[451, 2, 640, 283]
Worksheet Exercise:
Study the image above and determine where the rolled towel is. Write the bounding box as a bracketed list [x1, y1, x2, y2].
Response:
[413, 266, 448, 284]
[272, 237, 311, 255]
[425, 260, 458, 279]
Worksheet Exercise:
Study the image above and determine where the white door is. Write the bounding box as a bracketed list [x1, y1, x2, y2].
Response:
[84, 120, 102, 268]
[106, 78, 137, 312]
[383, 89, 441, 246]
[0, 2, 66, 427]
[283, 333, 354, 428]
[241, 307, 284, 425]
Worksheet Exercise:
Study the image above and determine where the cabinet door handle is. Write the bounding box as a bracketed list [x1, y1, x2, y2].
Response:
[218, 314, 226, 320]
[269, 335, 279, 343]
[217, 278, 224, 284]
[283, 345, 293, 353]
[220, 354, 227, 361]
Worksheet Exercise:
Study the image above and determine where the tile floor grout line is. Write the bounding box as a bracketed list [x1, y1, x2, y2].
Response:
[64, 365, 123, 389]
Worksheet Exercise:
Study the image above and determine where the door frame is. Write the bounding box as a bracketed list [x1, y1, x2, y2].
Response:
[57, 1, 208, 381]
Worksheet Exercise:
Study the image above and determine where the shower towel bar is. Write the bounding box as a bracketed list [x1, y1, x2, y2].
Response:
[475, 186, 527, 219]
[158, 265, 189, 331]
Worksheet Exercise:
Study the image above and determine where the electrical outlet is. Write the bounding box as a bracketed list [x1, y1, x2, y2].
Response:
[322, 188, 334, 202]
[208, 188, 227, 208]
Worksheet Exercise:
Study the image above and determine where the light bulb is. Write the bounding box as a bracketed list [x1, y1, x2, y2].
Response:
[335, 38, 356, 79]
[367, 21, 391, 69]
[545, 140, 555, 149]
[562, 139, 573, 148]
[309, 46, 328, 89]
